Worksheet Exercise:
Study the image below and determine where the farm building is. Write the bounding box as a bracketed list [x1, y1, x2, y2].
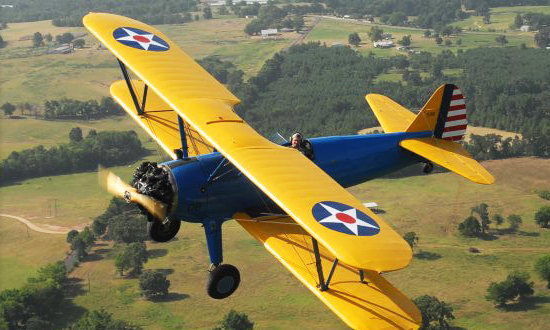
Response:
[373, 40, 394, 48]
[261, 29, 279, 39]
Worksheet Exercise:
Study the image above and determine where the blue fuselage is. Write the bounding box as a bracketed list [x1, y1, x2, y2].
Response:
[162, 131, 431, 224]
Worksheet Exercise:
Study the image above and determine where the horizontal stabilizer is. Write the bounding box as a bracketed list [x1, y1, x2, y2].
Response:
[236, 214, 421, 330]
[400, 138, 494, 185]
[365, 94, 416, 133]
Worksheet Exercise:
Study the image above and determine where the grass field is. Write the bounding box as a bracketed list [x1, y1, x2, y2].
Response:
[0, 18, 298, 105]
[1, 154, 549, 328]
[455, 6, 550, 32]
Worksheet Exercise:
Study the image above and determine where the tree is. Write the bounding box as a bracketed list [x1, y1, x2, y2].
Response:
[514, 14, 523, 28]
[71, 236, 87, 259]
[534, 255, 550, 288]
[403, 232, 418, 251]
[203, 6, 213, 19]
[139, 271, 170, 298]
[73, 39, 85, 48]
[26, 317, 52, 330]
[115, 250, 131, 276]
[368, 26, 383, 42]
[444, 39, 452, 47]
[44, 33, 53, 42]
[214, 310, 254, 330]
[1, 102, 16, 116]
[69, 127, 83, 143]
[55, 32, 74, 44]
[507, 214, 522, 232]
[107, 213, 148, 243]
[69, 309, 142, 330]
[435, 35, 443, 45]
[471, 203, 490, 233]
[348, 32, 361, 46]
[424, 30, 431, 38]
[292, 16, 304, 31]
[458, 216, 481, 237]
[431, 60, 443, 80]
[218, 6, 229, 15]
[244, 19, 262, 36]
[496, 35, 508, 46]
[534, 28, 550, 48]
[535, 206, 550, 228]
[413, 295, 454, 330]
[29, 261, 67, 286]
[398, 35, 411, 47]
[456, 38, 462, 46]
[32, 32, 44, 47]
[486, 272, 534, 307]
[0, 34, 5, 48]
[492, 214, 504, 228]
[80, 227, 95, 248]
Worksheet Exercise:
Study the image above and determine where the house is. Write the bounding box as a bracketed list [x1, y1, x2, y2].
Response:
[520, 25, 531, 32]
[373, 40, 394, 48]
[280, 27, 295, 33]
[261, 29, 279, 39]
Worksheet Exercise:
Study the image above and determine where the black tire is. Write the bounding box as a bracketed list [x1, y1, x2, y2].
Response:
[423, 161, 434, 174]
[207, 264, 240, 299]
[147, 219, 180, 242]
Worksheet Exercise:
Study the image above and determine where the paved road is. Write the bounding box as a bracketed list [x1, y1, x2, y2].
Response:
[0, 213, 86, 234]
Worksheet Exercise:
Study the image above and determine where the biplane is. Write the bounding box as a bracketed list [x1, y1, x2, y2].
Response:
[84, 13, 494, 329]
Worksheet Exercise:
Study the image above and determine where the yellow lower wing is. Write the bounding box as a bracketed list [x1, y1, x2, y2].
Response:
[365, 94, 416, 133]
[111, 80, 213, 159]
[400, 138, 494, 184]
[236, 214, 421, 330]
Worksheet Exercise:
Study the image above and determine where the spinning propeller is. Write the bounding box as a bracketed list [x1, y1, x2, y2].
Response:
[98, 166, 168, 220]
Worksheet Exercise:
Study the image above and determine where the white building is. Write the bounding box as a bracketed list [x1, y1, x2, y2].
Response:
[520, 25, 531, 32]
[373, 40, 394, 48]
[261, 29, 279, 38]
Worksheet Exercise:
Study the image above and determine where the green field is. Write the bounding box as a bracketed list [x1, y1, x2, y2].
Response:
[455, 6, 550, 32]
[305, 16, 536, 57]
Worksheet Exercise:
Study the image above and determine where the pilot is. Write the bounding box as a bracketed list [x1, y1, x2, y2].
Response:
[290, 132, 314, 160]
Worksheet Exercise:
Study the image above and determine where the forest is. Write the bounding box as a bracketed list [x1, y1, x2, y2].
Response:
[0, 0, 198, 25]
[232, 43, 550, 144]
[0, 128, 146, 184]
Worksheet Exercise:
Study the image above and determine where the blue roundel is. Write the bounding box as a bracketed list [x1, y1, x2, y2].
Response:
[113, 27, 170, 51]
[311, 201, 380, 236]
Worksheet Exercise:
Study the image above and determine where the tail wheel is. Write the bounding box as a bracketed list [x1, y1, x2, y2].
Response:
[147, 219, 180, 242]
[423, 161, 434, 174]
[207, 264, 240, 299]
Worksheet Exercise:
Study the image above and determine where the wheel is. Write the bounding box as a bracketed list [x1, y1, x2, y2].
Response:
[147, 219, 180, 242]
[423, 161, 434, 174]
[207, 264, 240, 299]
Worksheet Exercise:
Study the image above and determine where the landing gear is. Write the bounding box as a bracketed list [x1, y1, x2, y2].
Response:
[147, 219, 180, 242]
[206, 264, 240, 299]
[423, 161, 434, 174]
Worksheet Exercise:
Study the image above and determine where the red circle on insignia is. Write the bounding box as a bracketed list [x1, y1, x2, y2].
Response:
[133, 35, 150, 43]
[336, 213, 356, 224]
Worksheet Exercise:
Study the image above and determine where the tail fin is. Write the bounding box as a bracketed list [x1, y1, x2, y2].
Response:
[401, 84, 494, 185]
[406, 84, 467, 141]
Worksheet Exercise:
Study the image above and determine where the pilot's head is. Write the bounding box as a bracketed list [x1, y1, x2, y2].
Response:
[291, 132, 302, 148]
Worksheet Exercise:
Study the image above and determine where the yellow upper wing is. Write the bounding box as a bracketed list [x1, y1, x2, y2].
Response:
[111, 80, 213, 159]
[366, 94, 416, 133]
[235, 214, 421, 330]
[84, 13, 412, 272]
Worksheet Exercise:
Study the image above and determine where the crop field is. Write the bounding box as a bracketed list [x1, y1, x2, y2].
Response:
[0, 18, 297, 105]
[305, 16, 536, 57]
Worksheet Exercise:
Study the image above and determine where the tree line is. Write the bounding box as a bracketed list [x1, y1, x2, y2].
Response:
[0, 128, 146, 184]
[0, 0, 198, 25]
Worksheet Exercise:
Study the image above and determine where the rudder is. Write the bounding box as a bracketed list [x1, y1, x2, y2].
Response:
[406, 84, 467, 141]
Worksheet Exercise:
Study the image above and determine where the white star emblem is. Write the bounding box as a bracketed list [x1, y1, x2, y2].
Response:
[115, 28, 168, 51]
[317, 203, 379, 236]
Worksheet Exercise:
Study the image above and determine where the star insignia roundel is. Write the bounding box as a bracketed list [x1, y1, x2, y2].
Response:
[312, 201, 380, 236]
[113, 27, 170, 51]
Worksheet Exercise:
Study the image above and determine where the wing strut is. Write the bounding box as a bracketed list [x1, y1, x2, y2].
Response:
[312, 238, 339, 292]
[117, 59, 147, 115]
[177, 116, 189, 158]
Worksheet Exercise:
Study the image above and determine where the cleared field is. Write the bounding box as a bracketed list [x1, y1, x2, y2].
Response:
[455, 6, 550, 32]
[305, 16, 536, 57]
[1, 155, 549, 329]
[0, 18, 297, 105]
